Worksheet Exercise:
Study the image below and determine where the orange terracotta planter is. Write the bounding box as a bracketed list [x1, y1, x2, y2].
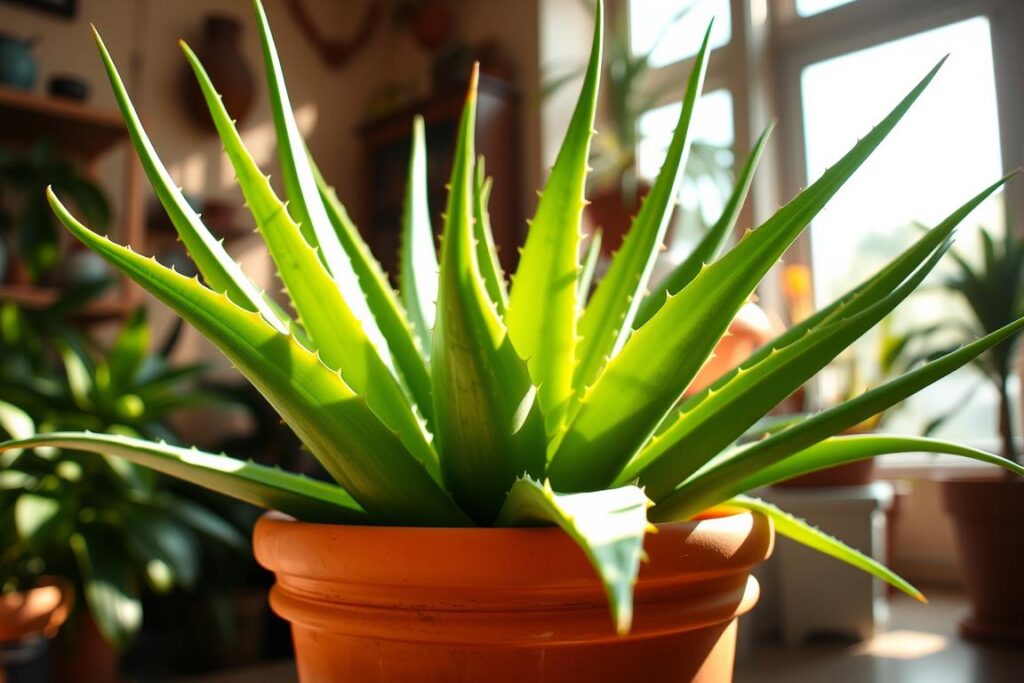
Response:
[254, 511, 773, 683]
[0, 577, 72, 643]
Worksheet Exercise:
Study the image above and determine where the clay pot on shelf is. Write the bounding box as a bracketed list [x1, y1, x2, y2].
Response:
[255, 510, 774, 682]
[942, 476, 1024, 643]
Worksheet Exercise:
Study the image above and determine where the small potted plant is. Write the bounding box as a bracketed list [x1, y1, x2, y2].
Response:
[3, 2, 1024, 680]
[913, 224, 1024, 642]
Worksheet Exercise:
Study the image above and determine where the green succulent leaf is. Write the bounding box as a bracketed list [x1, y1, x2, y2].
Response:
[182, 42, 439, 483]
[47, 192, 469, 526]
[505, 0, 602, 433]
[15, 493, 64, 548]
[619, 177, 1012, 494]
[548, 58, 944, 493]
[91, 28, 290, 334]
[432, 70, 547, 524]
[723, 496, 925, 602]
[251, 0, 388, 356]
[122, 509, 199, 591]
[71, 527, 143, 650]
[399, 115, 440, 358]
[731, 434, 1024, 492]
[162, 493, 249, 553]
[313, 160, 435, 427]
[656, 314, 1024, 520]
[634, 122, 774, 328]
[577, 229, 603, 305]
[495, 477, 652, 635]
[473, 157, 508, 315]
[571, 22, 713, 406]
[0, 433, 369, 524]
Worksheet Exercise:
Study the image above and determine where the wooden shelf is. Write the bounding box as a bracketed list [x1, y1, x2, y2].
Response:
[0, 284, 132, 322]
[0, 86, 127, 161]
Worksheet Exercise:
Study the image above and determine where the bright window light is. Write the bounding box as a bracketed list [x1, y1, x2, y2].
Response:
[637, 90, 735, 256]
[630, 0, 731, 68]
[796, 0, 858, 17]
[800, 16, 1009, 448]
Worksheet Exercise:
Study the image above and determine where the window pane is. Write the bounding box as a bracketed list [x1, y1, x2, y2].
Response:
[637, 90, 734, 257]
[800, 17, 1007, 448]
[630, 0, 731, 68]
[796, 0, 858, 17]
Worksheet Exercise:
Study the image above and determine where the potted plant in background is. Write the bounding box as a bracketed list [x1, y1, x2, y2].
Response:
[913, 224, 1024, 642]
[0, 290, 245, 682]
[0, 141, 110, 285]
[3, 1, 1024, 680]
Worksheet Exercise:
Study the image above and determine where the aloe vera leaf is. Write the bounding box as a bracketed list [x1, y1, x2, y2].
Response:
[620, 238, 949, 496]
[92, 28, 289, 334]
[48, 189, 470, 527]
[182, 43, 438, 482]
[654, 314, 1024, 520]
[399, 115, 440, 358]
[104, 307, 148, 391]
[633, 122, 774, 328]
[312, 160, 435, 426]
[670, 173, 1015, 427]
[721, 496, 925, 602]
[577, 229, 603, 305]
[473, 157, 508, 315]
[731, 434, 1024, 493]
[571, 23, 713, 403]
[0, 433, 369, 524]
[250, 0, 387, 353]
[505, 0, 602, 433]
[431, 69, 547, 524]
[547, 59, 944, 493]
[495, 477, 652, 635]
[623, 177, 1011, 491]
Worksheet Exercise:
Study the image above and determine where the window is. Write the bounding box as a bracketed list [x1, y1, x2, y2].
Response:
[795, 13, 1012, 449]
[618, 0, 1024, 455]
[629, 0, 732, 67]
[795, 0, 857, 17]
[637, 91, 735, 256]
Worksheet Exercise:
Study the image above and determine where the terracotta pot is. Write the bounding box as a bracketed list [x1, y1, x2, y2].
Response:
[688, 303, 775, 397]
[942, 476, 1024, 643]
[55, 612, 119, 683]
[586, 182, 652, 255]
[255, 510, 773, 682]
[0, 577, 72, 643]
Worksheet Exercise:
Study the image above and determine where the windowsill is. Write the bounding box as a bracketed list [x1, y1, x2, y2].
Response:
[876, 454, 1007, 480]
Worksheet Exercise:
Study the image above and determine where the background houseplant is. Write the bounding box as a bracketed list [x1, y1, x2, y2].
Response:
[916, 224, 1024, 642]
[2, 0, 1024, 679]
[0, 141, 110, 284]
[0, 289, 246, 681]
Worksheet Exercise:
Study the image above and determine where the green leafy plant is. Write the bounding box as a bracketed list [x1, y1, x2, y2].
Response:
[5, 0, 1024, 635]
[0, 293, 244, 649]
[910, 224, 1024, 466]
[0, 141, 110, 281]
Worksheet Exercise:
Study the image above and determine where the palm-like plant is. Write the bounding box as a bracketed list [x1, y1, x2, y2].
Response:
[915, 225, 1024, 465]
[3, 1, 1024, 633]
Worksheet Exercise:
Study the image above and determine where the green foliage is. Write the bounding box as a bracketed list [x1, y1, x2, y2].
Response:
[7, 0, 1023, 634]
[0, 141, 110, 281]
[0, 294, 242, 649]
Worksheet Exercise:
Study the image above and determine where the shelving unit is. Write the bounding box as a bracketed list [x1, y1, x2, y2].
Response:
[0, 85, 144, 321]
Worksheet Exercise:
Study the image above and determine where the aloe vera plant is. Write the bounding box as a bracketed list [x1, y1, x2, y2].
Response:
[5, 0, 1024, 636]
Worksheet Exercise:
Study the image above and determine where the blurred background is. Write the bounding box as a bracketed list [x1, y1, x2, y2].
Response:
[0, 0, 1021, 681]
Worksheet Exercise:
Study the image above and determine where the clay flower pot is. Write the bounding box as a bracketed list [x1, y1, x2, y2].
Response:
[255, 511, 773, 682]
[0, 577, 72, 642]
[942, 476, 1024, 642]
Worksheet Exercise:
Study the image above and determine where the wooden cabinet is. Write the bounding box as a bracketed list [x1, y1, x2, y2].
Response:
[358, 75, 522, 276]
